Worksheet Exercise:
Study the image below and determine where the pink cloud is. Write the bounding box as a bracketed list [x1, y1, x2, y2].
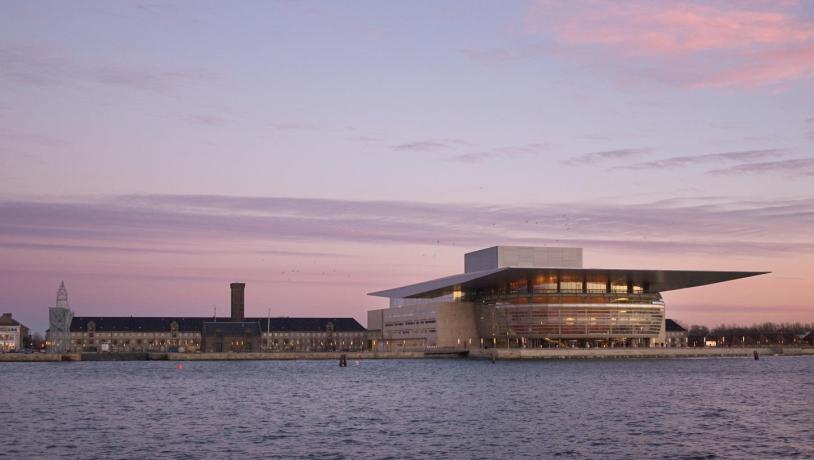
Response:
[525, 0, 814, 88]
[0, 44, 214, 94]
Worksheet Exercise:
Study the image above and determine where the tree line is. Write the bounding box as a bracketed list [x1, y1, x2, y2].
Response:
[685, 322, 813, 347]
[688, 322, 814, 336]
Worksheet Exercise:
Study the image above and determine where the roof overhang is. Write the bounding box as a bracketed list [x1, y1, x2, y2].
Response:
[368, 267, 769, 299]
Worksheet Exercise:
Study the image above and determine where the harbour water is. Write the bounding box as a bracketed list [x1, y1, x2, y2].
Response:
[2, 356, 813, 459]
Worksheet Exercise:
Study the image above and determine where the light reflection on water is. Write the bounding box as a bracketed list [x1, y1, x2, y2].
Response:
[1, 356, 813, 459]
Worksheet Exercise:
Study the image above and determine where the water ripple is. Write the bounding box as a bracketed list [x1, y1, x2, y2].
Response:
[1, 357, 814, 458]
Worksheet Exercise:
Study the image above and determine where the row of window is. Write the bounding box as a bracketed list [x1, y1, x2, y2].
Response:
[479, 304, 664, 337]
[72, 331, 365, 338]
[388, 329, 437, 335]
[266, 332, 365, 337]
[75, 332, 195, 338]
[384, 319, 436, 327]
[73, 339, 199, 345]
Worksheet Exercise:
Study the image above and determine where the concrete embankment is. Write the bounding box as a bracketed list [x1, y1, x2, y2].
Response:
[153, 351, 426, 361]
[469, 347, 814, 360]
[0, 353, 80, 362]
[2, 348, 814, 362]
[1, 351, 426, 362]
[81, 352, 150, 361]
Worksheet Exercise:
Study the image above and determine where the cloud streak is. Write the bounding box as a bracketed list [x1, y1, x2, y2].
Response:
[562, 148, 650, 165]
[612, 149, 785, 171]
[0, 241, 350, 258]
[0, 44, 213, 94]
[268, 122, 319, 132]
[390, 139, 469, 152]
[708, 157, 814, 176]
[1, 194, 812, 258]
[182, 113, 226, 126]
[390, 139, 549, 163]
[446, 144, 549, 163]
[0, 127, 70, 149]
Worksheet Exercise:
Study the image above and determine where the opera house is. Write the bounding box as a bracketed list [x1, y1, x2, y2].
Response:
[367, 246, 766, 349]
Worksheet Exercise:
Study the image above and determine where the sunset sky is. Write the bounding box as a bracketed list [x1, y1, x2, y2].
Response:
[1, 1, 813, 332]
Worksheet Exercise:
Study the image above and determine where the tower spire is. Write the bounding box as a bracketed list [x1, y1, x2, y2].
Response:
[56, 281, 69, 308]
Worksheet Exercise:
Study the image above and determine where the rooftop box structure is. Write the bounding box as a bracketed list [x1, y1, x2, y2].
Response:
[465, 246, 582, 272]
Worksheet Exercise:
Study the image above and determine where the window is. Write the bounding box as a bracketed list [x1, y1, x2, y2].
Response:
[559, 279, 582, 293]
[611, 282, 627, 294]
[533, 274, 557, 292]
[586, 281, 605, 293]
[508, 279, 528, 294]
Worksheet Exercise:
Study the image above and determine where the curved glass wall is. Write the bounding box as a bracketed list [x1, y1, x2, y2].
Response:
[475, 302, 664, 339]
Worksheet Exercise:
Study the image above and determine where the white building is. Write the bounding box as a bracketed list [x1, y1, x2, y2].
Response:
[367, 246, 766, 350]
[0, 313, 29, 351]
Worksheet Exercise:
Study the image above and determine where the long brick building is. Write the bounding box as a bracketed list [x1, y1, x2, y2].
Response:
[48, 282, 368, 353]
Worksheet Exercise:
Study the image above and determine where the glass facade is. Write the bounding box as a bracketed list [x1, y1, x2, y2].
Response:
[473, 286, 665, 341]
[451, 272, 651, 301]
[476, 302, 664, 339]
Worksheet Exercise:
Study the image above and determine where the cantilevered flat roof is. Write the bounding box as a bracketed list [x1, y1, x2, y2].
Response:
[368, 267, 768, 299]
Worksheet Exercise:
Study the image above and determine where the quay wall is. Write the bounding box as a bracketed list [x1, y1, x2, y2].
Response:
[155, 351, 426, 361]
[2, 348, 814, 362]
[469, 347, 814, 360]
[0, 353, 80, 362]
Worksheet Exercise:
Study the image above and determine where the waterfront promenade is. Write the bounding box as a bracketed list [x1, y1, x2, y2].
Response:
[3, 347, 814, 362]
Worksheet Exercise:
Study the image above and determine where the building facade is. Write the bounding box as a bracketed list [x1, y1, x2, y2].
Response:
[367, 246, 766, 350]
[201, 283, 263, 352]
[66, 317, 368, 353]
[59, 282, 368, 353]
[0, 313, 29, 351]
[665, 319, 689, 347]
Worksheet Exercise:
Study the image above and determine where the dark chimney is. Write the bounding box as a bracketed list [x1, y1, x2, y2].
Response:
[230, 283, 245, 322]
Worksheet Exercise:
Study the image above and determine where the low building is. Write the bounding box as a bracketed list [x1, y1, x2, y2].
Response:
[67, 315, 367, 353]
[665, 319, 688, 347]
[69, 316, 206, 352]
[0, 313, 29, 351]
[261, 317, 368, 352]
[56, 281, 368, 353]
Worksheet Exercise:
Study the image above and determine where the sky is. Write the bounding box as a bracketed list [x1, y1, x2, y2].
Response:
[1, 0, 813, 333]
